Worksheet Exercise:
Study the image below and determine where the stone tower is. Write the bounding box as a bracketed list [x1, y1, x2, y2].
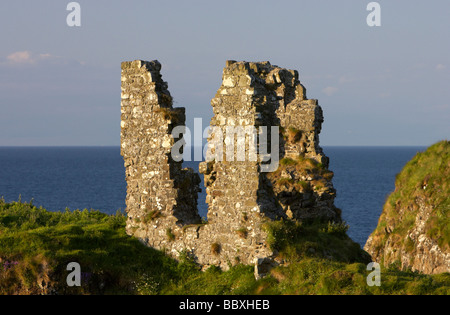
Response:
[201, 60, 339, 226]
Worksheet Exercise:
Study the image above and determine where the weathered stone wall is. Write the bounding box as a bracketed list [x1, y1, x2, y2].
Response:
[121, 60, 341, 270]
[121, 60, 202, 250]
[202, 61, 340, 225]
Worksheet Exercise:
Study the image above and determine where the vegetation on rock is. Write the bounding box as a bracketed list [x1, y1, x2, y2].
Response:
[365, 140, 450, 274]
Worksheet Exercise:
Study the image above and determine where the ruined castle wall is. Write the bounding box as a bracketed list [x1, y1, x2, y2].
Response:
[121, 60, 202, 251]
[202, 61, 339, 226]
[121, 60, 340, 270]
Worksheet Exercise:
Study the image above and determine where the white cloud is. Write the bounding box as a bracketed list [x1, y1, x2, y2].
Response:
[322, 86, 338, 96]
[436, 64, 446, 71]
[3, 51, 76, 66]
[6, 51, 35, 64]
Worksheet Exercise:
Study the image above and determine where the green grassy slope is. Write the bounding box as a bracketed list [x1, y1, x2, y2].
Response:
[365, 140, 450, 270]
[1, 200, 448, 295]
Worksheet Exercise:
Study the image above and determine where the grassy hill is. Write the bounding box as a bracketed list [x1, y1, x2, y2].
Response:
[364, 140, 450, 274]
[1, 199, 448, 295]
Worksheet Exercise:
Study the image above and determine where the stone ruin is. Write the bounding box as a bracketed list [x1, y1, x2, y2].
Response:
[121, 59, 341, 270]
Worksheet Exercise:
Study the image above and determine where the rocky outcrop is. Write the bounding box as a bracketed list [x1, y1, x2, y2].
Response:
[120, 60, 345, 270]
[364, 141, 450, 274]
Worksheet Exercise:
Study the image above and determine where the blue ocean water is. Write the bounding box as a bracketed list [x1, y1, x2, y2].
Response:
[0, 147, 127, 214]
[0, 146, 424, 247]
[324, 147, 425, 246]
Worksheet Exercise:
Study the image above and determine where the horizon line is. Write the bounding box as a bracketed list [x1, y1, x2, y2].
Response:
[0, 144, 430, 148]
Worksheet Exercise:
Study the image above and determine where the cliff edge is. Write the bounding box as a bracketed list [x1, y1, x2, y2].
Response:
[364, 141, 450, 274]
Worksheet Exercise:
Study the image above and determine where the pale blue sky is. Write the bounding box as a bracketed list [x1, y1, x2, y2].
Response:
[0, 0, 449, 146]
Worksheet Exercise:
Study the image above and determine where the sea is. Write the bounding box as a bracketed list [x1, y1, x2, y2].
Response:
[0, 146, 425, 248]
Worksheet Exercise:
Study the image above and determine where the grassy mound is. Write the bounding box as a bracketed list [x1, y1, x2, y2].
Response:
[1, 200, 448, 295]
[393, 141, 449, 248]
[365, 140, 450, 271]
[0, 199, 180, 294]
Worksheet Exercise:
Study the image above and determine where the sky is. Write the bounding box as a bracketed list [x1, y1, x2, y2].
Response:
[0, 0, 449, 146]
